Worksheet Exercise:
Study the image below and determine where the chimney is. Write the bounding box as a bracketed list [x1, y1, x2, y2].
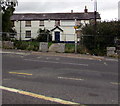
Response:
[71, 10, 73, 13]
[84, 6, 88, 13]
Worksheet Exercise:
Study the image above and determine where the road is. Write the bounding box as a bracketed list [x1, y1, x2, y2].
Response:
[1, 50, 119, 105]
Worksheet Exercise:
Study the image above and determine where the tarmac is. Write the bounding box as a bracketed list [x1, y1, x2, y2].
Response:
[0, 48, 119, 62]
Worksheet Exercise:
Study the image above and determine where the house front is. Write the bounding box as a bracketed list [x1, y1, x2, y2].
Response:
[11, 7, 101, 43]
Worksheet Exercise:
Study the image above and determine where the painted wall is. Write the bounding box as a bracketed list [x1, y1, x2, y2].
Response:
[14, 19, 92, 41]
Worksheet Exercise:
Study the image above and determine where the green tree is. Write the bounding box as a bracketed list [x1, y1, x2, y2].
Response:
[82, 21, 120, 55]
[36, 28, 52, 42]
[1, 0, 18, 40]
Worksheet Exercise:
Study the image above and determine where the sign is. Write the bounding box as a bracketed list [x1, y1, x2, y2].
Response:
[74, 26, 78, 29]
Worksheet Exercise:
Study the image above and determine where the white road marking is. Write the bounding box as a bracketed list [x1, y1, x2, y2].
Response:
[103, 62, 108, 65]
[3, 79, 11, 81]
[58, 77, 84, 81]
[0, 86, 81, 105]
[110, 82, 120, 85]
[46, 57, 50, 60]
[105, 59, 118, 62]
[24, 59, 88, 66]
[37, 57, 41, 59]
[56, 58, 60, 60]
[1, 51, 29, 55]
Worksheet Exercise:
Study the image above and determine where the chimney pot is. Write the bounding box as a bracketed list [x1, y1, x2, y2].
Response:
[71, 10, 73, 13]
[84, 6, 88, 13]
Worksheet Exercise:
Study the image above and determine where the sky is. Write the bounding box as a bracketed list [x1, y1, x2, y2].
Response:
[14, 0, 120, 21]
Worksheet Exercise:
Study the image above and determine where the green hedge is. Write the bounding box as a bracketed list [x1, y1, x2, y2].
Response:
[14, 41, 39, 51]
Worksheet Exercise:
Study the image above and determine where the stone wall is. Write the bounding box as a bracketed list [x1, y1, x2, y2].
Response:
[39, 42, 48, 52]
[49, 43, 65, 53]
[107, 47, 116, 56]
[2, 41, 14, 49]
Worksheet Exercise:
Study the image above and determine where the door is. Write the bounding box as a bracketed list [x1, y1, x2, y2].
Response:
[55, 32, 60, 42]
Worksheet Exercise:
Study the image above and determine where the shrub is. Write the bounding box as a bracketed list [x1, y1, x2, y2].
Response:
[65, 43, 75, 53]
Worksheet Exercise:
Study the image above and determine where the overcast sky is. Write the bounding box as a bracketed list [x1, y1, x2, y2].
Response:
[14, 0, 120, 21]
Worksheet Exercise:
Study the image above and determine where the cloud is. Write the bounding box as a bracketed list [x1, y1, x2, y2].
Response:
[15, 0, 119, 20]
[15, 1, 93, 13]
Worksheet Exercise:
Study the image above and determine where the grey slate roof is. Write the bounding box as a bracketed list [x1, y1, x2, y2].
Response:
[11, 12, 101, 21]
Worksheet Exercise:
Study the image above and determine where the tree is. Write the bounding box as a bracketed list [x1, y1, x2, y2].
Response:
[1, 0, 18, 40]
[36, 28, 52, 42]
[82, 21, 120, 55]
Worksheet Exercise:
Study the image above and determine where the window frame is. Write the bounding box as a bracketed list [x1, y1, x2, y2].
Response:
[39, 20, 44, 26]
[55, 20, 60, 26]
[25, 21, 31, 27]
[25, 30, 31, 38]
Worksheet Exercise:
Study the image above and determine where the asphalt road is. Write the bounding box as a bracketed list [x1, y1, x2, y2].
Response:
[1, 50, 119, 105]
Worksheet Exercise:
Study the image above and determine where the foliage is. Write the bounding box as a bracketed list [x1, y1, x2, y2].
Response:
[82, 21, 120, 55]
[65, 43, 75, 53]
[14, 41, 39, 51]
[36, 28, 52, 42]
[1, 0, 18, 40]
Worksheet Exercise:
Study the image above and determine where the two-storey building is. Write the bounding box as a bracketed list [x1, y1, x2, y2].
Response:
[11, 7, 101, 42]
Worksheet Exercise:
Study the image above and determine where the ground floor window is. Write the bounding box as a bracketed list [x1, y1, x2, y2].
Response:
[25, 31, 31, 38]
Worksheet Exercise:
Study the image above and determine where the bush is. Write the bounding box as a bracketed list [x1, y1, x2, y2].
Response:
[77, 45, 88, 54]
[14, 41, 39, 51]
[36, 28, 52, 42]
[65, 43, 75, 53]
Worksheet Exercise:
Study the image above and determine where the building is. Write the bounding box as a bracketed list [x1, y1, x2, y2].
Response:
[11, 7, 101, 42]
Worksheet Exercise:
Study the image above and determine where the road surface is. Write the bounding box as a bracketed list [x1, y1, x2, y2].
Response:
[1, 50, 119, 105]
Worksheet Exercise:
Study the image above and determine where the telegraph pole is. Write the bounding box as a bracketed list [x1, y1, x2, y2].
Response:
[0, 2, 2, 41]
[94, 0, 97, 27]
[94, 0, 97, 52]
[20, 20, 21, 41]
[74, 18, 77, 54]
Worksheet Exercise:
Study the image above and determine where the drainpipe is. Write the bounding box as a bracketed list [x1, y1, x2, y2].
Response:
[20, 20, 21, 41]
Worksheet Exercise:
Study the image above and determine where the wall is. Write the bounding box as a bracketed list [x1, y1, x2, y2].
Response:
[14, 19, 90, 41]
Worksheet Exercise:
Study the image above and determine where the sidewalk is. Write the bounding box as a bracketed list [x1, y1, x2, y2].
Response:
[1, 49, 118, 62]
[31, 51, 105, 60]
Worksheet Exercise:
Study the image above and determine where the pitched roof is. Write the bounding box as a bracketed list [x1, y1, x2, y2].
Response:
[11, 12, 101, 21]
[51, 26, 63, 32]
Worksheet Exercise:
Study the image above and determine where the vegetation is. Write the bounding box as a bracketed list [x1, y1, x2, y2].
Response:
[36, 28, 52, 42]
[81, 21, 120, 55]
[65, 43, 75, 53]
[1, 0, 18, 40]
[14, 40, 39, 51]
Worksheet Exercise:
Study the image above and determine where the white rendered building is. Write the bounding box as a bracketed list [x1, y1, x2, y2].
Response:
[11, 7, 101, 43]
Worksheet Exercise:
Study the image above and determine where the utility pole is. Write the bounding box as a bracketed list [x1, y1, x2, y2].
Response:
[94, 0, 97, 52]
[0, 2, 2, 41]
[74, 18, 77, 54]
[20, 20, 21, 41]
[94, 0, 97, 27]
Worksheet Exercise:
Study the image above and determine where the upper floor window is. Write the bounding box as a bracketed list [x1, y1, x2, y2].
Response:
[55, 20, 60, 26]
[25, 21, 31, 27]
[25, 31, 31, 38]
[39, 20, 44, 26]
[76, 20, 81, 26]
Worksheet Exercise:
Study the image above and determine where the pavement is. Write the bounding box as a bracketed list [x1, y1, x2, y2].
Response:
[0, 49, 118, 62]
[1, 49, 119, 105]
